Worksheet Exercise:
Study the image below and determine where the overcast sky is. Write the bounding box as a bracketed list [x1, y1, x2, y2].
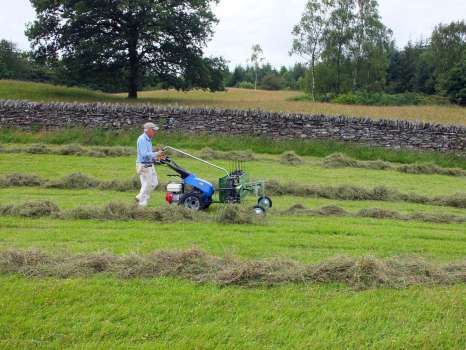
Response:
[1, 0, 465, 68]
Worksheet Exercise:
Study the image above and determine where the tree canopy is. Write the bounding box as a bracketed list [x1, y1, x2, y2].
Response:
[26, 0, 223, 98]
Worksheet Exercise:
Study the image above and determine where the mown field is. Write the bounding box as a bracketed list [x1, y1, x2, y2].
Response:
[1, 79, 465, 125]
[1, 139, 466, 349]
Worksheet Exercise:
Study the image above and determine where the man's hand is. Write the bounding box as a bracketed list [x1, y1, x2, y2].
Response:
[158, 150, 165, 160]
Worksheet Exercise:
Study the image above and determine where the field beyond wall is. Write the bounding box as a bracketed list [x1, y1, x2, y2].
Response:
[1, 80, 465, 126]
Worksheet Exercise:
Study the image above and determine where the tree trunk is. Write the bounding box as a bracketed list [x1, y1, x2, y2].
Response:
[128, 37, 139, 99]
[336, 44, 342, 94]
[311, 57, 316, 102]
[128, 68, 138, 99]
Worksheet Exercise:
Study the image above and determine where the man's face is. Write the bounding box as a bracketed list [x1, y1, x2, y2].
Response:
[146, 128, 156, 139]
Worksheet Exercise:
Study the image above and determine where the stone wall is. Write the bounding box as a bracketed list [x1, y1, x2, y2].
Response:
[0, 100, 465, 152]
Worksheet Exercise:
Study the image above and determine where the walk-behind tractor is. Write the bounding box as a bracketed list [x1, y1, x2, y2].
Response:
[157, 146, 272, 214]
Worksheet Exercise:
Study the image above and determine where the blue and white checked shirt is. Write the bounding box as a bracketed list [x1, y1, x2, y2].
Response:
[136, 133, 158, 164]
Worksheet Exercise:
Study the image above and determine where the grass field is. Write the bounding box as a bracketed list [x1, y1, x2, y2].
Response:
[1, 80, 465, 125]
[0, 141, 466, 349]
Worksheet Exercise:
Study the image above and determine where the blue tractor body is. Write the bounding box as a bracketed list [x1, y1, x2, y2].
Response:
[184, 174, 215, 201]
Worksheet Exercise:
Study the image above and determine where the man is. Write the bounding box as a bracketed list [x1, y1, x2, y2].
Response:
[135, 122, 163, 207]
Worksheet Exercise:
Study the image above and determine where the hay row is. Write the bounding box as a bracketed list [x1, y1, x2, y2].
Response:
[1, 248, 465, 289]
[0, 172, 141, 191]
[266, 180, 466, 209]
[1, 172, 466, 209]
[0, 201, 262, 225]
[0, 200, 464, 225]
[322, 153, 466, 177]
[0, 143, 135, 158]
[0, 144, 275, 163]
[282, 204, 466, 224]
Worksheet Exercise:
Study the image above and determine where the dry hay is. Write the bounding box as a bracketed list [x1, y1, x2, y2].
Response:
[1, 248, 465, 289]
[45, 173, 101, 189]
[281, 204, 466, 224]
[216, 205, 262, 224]
[0, 200, 267, 225]
[0, 143, 135, 158]
[199, 147, 257, 161]
[0, 173, 44, 187]
[267, 180, 466, 209]
[0, 200, 59, 218]
[63, 202, 203, 222]
[280, 151, 304, 166]
[322, 153, 466, 177]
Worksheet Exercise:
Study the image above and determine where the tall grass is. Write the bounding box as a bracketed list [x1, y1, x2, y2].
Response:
[1, 128, 465, 169]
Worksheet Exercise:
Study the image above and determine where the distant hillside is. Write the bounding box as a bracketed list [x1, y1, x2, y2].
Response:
[0, 80, 122, 103]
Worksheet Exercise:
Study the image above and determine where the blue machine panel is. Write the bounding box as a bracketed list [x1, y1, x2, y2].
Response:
[184, 174, 215, 199]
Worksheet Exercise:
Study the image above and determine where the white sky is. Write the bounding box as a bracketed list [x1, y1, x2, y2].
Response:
[0, 0, 465, 68]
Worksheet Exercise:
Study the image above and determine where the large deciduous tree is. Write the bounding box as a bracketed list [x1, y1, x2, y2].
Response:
[26, 0, 221, 98]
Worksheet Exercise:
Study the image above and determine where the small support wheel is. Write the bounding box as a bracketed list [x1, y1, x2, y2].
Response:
[253, 205, 266, 216]
[257, 196, 272, 210]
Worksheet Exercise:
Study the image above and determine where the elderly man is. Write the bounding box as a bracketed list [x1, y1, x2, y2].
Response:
[135, 122, 163, 207]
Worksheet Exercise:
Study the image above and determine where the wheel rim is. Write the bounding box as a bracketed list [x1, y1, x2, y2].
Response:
[258, 197, 271, 209]
[184, 196, 201, 210]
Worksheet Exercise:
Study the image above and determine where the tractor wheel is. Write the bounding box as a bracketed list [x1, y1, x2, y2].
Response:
[180, 191, 204, 211]
[257, 196, 273, 210]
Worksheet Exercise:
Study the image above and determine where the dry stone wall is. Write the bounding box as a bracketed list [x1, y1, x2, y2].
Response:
[0, 100, 465, 152]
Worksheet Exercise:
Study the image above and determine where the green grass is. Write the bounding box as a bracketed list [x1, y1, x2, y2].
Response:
[0, 80, 124, 103]
[1, 213, 466, 263]
[1, 145, 466, 348]
[1, 152, 465, 197]
[2, 277, 465, 349]
[2, 129, 465, 169]
[1, 80, 466, 125]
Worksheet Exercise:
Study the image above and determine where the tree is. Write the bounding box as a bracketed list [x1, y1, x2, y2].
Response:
[27, 0, 221, 99]
[249, 44, 264, 90]
[430, 20, 466, 93]
[444, 53, 466, 105]
[291, 0, 332, 100]
[0, 39, 52, 82]
[349, 0, 392, 91]
[0, 40, 24, 79]
[323, 0, 355, 94]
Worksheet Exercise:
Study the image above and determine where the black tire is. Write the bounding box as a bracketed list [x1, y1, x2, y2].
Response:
[257, 196, 272, 210]
[180, 191, 205, 211]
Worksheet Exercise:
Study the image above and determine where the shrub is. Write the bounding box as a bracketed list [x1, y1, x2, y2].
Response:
[237, 81, 254, 89]
[260, 74, 285, 91]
